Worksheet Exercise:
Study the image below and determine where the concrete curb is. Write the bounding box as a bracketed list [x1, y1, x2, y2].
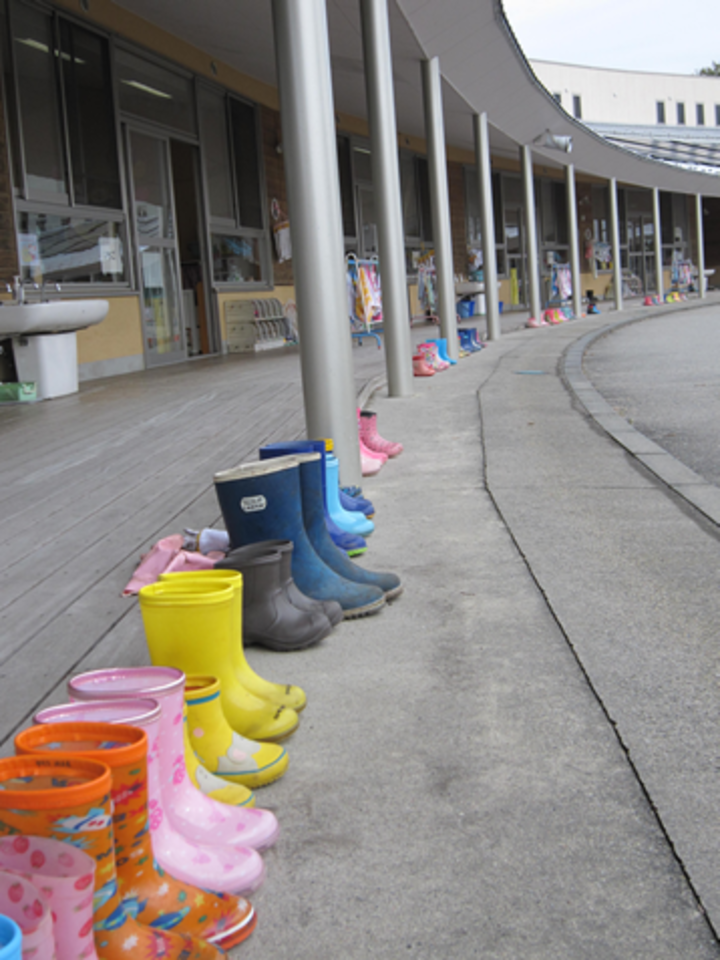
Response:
[561, 303, 720, 529]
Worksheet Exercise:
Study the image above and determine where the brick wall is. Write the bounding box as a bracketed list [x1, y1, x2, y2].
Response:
[448, 160, 467, 276]
[260, 105, 293, 287]
[0, 74, 17, 283]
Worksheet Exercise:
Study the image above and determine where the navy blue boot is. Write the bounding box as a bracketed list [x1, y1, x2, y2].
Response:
[260, 441, 367, 557]
[214, 457, 385, 618]
[293, 453, 402, 601]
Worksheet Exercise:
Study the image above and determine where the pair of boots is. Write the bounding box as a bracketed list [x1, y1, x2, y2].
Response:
[216, 539, 341, 651]
[214, 453, 402, 618]
[357, 409, 403, 476]
[0, 720, 258, 959]
[458, 329, 483, 353]
[139, 575, 305, 738]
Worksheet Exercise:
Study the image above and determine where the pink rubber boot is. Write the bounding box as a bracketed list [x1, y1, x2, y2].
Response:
[412, 354, 435, 376]
[0, 867, 56, 960]
[358, 411, 403, 458]
[66, 670, 270, 895]
[0, 836, 97, 960]
[36, 696, 278, 854]
[417, 342, 448, 371]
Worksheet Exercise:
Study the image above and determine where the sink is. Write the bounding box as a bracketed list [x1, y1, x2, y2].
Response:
[0, 300, 109, 336]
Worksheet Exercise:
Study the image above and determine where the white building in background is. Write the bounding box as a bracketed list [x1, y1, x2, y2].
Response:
[531, 60, 720, 170]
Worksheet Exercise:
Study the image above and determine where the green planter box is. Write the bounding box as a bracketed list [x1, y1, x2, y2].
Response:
[0, 382, 37, 403]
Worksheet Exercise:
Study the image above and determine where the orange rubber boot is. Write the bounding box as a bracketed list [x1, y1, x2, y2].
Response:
[15, 723, 256, 952]
[0, 754, 222, 960]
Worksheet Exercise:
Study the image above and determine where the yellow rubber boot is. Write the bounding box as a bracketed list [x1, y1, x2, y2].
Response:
[139, 582, 299, 741]
[186, 676, 289, 789]
[183, 707, 256, 806]
[160, 569, 307, 712]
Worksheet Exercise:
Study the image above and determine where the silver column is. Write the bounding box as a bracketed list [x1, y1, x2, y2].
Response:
[653, 187, 664, 301]
[696, 193, 706, 299]
[421, 58, 458, 362]
[360, 0, 413, 396]
[272, 0, 361, 485]
[520, 145, 541, 323]
[473, 113, 500, 340]
[609, 177, 623, 311]
[565, 164, 583, 319]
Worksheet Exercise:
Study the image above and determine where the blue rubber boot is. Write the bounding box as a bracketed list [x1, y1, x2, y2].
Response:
[459, 329, 481, 353]
[214, 457, 385, 618]
[294, 453, 402, 601]
[259, 441, 367, 556]
[427, 338, 456, 365]
[338, 487, 374, 517]
[325, 455, 374, 536]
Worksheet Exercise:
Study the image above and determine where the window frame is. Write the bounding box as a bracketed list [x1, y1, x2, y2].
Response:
[677, 101, 686, 125]
[656, 101, 665, 125]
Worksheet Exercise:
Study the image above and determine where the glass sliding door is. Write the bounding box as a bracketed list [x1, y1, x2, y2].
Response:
[127, 127, 186, 366]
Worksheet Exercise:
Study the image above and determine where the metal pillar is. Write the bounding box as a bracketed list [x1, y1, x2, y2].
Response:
[421, 58, 458, 361]
[565, 164, 583, 320]
[609, 177, 623, 311]
[520, 145, 541, 323]
[652, 187, 664, 301]
[359, 0, 413, 396]
[473, 113, 500, 340]
[696, 193, 706, 299]
[271, 0, 361, 485]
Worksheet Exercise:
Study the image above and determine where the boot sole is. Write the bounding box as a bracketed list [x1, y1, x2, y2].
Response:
[342, 596, 386, 619]
[385, 584, 403, 602]
[207, 906, 257, 949]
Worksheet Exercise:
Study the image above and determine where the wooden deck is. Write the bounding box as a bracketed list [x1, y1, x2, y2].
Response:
[0, 341, 387, 751]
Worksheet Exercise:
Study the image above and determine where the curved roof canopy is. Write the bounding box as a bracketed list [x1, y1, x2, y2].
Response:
[114, 0, 720, 197]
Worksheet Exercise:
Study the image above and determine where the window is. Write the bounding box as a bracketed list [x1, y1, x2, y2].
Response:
[677, 102, 686, 125]
[716, 104, 720, 126]
[197, 84, 267, 285]
[337, 136, 356, 240]
[573, 95, 582, 119]
[697, 103, 705, 126]
[656, 101, 665, 124]
[553, 92, 562, 105]
[5, 1, 126, 285]
[115, 48, 196, 136]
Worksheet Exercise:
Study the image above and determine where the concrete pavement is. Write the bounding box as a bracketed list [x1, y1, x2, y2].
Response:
[238, 296, 720, 957]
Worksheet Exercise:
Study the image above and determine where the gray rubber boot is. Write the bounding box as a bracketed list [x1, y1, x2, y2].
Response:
[221, 540, 344, 627]
[216, 546, 333, 651]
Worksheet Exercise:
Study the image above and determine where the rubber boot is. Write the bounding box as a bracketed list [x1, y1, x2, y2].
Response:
[0, 835, 99, 960]
[185, 676, 289, 794]
[0, 754, 223, 960]
[0, 917, 20, 959]
[413, 353, 435, 376]
[338, 487, 374, 518]
[426, 337, 456, 365]
[161, 567, 310, 708]
[214, 457, 385, 617]
[325, 454, 375, 535]
[248, 539, 344, 627]
[138, 582, 300, 740]
[34, 696, 277, 848]
[358, 410, 403, 457]
[207, 551, 331, 652]
[258, 441, 368, 556]
[0, 870, 55, 960]
[66, 668, 278, 854]
[294, 453, 403, 600]
[15, 723, 262, 930]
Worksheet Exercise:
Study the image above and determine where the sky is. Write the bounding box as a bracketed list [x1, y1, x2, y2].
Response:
[502, 0, 720, 75]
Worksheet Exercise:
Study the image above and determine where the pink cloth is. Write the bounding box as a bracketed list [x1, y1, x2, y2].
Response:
[123, 535, 222, 596]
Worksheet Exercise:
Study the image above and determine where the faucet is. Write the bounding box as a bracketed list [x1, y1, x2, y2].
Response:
[41, 280, 61, 301]
[12, 276, 24, 304]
